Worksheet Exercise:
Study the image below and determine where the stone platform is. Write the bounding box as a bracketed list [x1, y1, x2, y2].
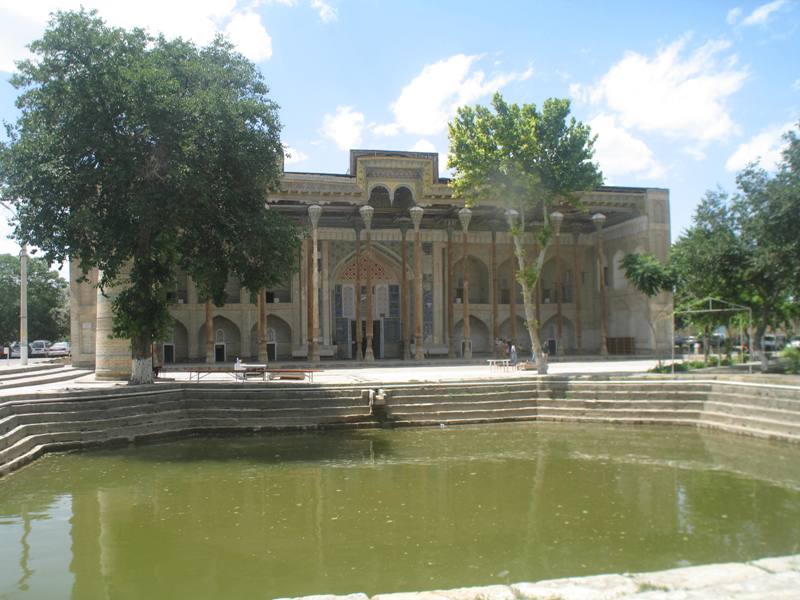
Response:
[278, 554, 800, 599]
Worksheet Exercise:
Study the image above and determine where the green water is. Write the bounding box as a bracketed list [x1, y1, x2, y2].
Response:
[1, 423, 800, 599]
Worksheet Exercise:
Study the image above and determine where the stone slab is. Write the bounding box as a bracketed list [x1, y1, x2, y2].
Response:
[513, 573, 638, 599]
[372, 586, 514, 600]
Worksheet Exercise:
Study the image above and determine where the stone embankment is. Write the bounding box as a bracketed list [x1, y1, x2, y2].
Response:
[1, 377, 799, 477]
[278, 554, 800, 599]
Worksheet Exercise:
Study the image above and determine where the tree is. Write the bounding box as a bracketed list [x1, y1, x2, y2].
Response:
[0, 254, 69, 344]
[449, 93, 602, 371]
[667, 122, 800, 368]
[0, 10, 300, 383]
[621, 252, 674, 366]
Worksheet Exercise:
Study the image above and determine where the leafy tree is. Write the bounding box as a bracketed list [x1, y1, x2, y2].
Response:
[0, 10, 299, 383]
[667, 123, 800, 367]
[621, 252, 675, 364]
[449, 93, 602, 371]
[0, 254, 69, 344]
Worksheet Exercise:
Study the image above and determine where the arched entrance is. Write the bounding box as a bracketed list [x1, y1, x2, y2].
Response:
[332, 245, 406, 359]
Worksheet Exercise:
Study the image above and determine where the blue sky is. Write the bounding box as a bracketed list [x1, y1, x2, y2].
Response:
[1, 0, 799, 267]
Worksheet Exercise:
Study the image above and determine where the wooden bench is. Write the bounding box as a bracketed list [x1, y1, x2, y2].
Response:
[185, 367, 241, 383]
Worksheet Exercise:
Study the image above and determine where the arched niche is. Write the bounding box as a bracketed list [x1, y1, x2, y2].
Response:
[393, 186, 414, 211]
[249, 315, 292, 360]
[541, 315, 575, 353]
[368, 185, 391, 208]
[497, 257, 522, 305]
[453, 255, 490, 304]
[198, 315, 241, 361]
[540, 257, 574, 304]
[454, 315, 491, 354]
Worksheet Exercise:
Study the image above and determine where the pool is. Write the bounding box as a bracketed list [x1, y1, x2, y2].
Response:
[1, 422, 799, 598]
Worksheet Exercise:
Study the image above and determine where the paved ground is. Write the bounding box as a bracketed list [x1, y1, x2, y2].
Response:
[0, 358, 668, 397]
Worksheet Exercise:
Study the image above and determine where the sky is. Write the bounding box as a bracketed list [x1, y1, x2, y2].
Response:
[0, 0, 798, 275]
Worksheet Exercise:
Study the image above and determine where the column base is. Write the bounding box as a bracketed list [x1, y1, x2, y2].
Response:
[363, 346, 375, 362]
[462, 339, 472, 359]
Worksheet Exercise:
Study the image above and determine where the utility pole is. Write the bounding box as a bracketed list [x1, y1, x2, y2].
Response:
[20, 244, 29, 365]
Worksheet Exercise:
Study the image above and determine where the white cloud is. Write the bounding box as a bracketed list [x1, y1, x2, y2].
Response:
[321, 106, 364, 150]
[741, 0, 787, 26]
[725, 121, 793, 171]
[410, 139, 436, 153]
[224, 10, 272, 62]
[311, 0, 336, 22]
[589, 114, 665, 182]
[727, 7, 743, 25]
[572, 36, 747, 144]
[0, 0, 274, 71]
[375, 54, 533, 137]
[371, 122, 400, 137]
[793, 78, 800, 91]
[284, 146, 309, 165]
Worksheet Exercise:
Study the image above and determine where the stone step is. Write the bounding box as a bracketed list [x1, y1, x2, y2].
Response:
[0, 367, 92, 390]
[0, 363, 64, 379]
[697, 419, 800, 444]
[700, 411, 800, 437]
[706, 390, 800, 411]
[704, 400, 800, 424]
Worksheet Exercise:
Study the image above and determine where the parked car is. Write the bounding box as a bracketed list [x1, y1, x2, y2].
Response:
[788, 336, 800, 350]
[29, 340, 52, 357]
[9, 342, 31, 358]
[761, 334, 785, 352]
[47, 341, 71, 357]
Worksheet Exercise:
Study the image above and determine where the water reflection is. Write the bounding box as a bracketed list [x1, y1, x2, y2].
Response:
[0, 423, 799, 599]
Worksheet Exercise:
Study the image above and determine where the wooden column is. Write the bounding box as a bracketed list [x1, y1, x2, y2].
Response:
[459, 208, 472, 359]
[258, 289, 268, 363]
[205, 299, 214, 363]
[400, 224, 409, 359]
[593, 213, 609, 355]
[306, 236, 313, 358]
[354, 225, 362, 360]
[573, 230, 582, 353]
[361, 205, 375, 362]
[410, 206, 424, 360]
[308, 205, 321, 363]
[553, 213, 564, 355]
[510, 244, 517, 345]
[491, 229, 498, 357]
[447, 225, 455, 358]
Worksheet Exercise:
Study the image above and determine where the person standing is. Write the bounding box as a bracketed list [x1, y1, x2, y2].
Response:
[510, 343, 517, 366]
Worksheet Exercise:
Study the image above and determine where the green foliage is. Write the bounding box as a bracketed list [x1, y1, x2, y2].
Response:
[780, 347, 800, 374]
[669, 123, 800, 352]
[621, 253, 675, 298]
[448, 93, 602, 366]
[0, 254, 69, 342]
[0, 10, 300, 373]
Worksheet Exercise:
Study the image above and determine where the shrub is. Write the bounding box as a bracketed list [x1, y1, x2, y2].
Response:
[780, 347, 800, 374]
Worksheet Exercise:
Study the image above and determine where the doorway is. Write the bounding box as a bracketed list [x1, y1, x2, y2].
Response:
[163, 343, 175, 364]
[214, 344, 226, 362]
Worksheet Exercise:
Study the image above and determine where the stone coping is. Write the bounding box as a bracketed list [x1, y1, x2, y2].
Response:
[277, 554, 800, 599]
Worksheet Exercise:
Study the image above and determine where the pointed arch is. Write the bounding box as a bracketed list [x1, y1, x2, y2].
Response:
[198, 315, 241, 361]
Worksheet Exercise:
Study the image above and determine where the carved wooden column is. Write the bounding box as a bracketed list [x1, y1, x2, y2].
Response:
[400, 220, 410, 359]
[593, 213, 609, 356]
[510, 243, 517, 345]
[306, 236, 312, 358]
[491, 228, 498, 357]
[308, 205, 322, 363]
[354, 223, 361, 360]
[360, 205, 375, 361]
[459, 207, 472, 359]
[205, 299, 214, 363]
[551, 211, 564, 355]
[410, 206, 424, 360]
[447, 224, 455, 358]
[573, 226, 583, 353]
[258, 289, 268, 363]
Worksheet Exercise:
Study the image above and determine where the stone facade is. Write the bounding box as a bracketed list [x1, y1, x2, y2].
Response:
[70, 150, 672, 372]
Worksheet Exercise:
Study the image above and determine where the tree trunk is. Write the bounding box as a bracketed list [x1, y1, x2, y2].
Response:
[511, 232, 549, 373]
[130, 333, 154, 385]
[755, 320, 768, 372]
